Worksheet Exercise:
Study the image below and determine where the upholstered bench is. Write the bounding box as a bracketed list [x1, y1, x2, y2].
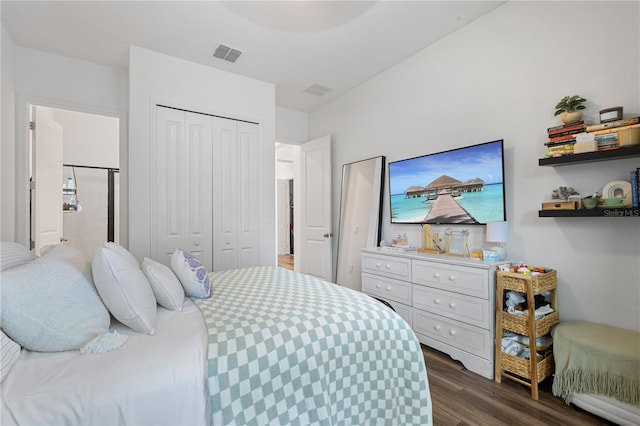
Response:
[552, 321, 640, 425]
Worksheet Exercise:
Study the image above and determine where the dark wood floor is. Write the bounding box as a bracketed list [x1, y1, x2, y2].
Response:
[423, 345, 615, 426]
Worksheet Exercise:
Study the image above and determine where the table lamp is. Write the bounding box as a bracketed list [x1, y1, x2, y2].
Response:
[486, 221, 508, 261]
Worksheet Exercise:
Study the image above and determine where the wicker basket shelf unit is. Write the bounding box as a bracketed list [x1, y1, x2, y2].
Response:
[494, 270, 559, 400]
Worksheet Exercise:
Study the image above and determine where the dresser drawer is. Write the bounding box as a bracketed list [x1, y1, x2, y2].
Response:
[412, 260, 488, 299]
[362, 273, 412, 305]
[367, 295, 413, 328]
[413, 285, 490, 329]
[413, 310, 491, 359]
[362, 253, 411, 281]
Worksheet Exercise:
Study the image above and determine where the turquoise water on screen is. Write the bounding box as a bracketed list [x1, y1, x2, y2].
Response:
[390, 183, 505, 223]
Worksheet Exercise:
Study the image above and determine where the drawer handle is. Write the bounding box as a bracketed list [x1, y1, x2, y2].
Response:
[376, 284, 381, 289]
[449, 302, 456, 308]
[448, 275, 456, 281]
[434, 325, 441, 331]
[385, 264, 391, 269]
[375, 262, 381, 268]
[449, 329, 457, 336]
[433, 273, 440, 279]
[385, 286, 391, 292]
[434, 299, 441, 305]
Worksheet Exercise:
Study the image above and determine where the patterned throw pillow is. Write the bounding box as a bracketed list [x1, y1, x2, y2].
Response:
[170, 249, 211, 298]
[141, 257, 185, 311]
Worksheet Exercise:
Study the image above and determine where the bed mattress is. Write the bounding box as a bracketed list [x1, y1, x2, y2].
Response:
[1, 299, 210, 426]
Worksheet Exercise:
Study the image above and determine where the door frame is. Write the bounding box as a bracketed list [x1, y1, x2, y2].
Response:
[15, 94, 128, 249]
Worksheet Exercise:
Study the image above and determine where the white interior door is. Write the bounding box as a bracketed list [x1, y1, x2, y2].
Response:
[296, 135, 332, 281]
[277, 179, 291, 255]
[32, 106, 64, 256]
[153, 106, 213, 268]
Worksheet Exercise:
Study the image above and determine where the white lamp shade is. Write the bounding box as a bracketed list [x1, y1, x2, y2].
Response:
[486, 221, 508, 261]
[486, 221, 508, 243]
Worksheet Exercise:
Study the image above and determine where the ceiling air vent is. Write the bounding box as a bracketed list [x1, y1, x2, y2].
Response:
[304, 84, 332, 97]
[213, 44, 242, 63]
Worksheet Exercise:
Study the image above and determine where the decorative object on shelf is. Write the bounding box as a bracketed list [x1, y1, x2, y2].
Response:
[601, 180, 632, 207]
[417, 224, 444, 254]
[445, 227, 469, 257]
[550, 186, 578, 201]
[486, 221, 508, 261]
[62, 167, 82, 213]
[581, 194, 600, 209]
[554, 95, 587, 125]
[599, 106, 623, 123]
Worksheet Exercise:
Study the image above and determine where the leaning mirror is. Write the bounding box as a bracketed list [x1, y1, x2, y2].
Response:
[336, 156, 385, 291]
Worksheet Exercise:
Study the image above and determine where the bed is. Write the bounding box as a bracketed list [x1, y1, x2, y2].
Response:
[0, 242, 432, 425]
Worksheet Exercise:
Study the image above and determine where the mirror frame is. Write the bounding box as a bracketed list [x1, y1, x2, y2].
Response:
[335, 156, 385, 290]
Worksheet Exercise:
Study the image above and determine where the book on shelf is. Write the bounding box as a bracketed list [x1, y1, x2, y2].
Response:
[547, 121, 584, 133]
[588, 123, 640, 136]
[545, 135, 576, 145]
[586, 117, 639, 132]
[632, 169, 639, 208]
[547, 145, 574, 155]
[547, 128, 586, 139]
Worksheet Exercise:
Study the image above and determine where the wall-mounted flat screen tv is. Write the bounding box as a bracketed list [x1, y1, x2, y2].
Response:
[388, 139, 506, 225]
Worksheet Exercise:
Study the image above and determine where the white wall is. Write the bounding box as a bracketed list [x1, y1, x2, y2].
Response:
[276, 106, 308, 144]
[1, 24, 17, 242]
[128, 46, 276, 265]
[309, 1, 640, 331]
[9, 47, 128, 248]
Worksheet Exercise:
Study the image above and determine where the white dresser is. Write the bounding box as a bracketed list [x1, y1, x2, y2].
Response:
[362, 248, 505, 379]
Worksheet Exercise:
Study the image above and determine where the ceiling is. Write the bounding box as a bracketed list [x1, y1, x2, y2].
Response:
[1, 1, 504, 112]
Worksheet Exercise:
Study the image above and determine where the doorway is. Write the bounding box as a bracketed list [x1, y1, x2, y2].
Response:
[276, 143, 295, 270]
[29, 105, 119, 259]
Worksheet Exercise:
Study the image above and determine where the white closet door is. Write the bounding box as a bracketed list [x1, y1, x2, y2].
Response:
[154, 107, 213, 268]
[212, 118, 260, 271]
[236, 121, 261, 268]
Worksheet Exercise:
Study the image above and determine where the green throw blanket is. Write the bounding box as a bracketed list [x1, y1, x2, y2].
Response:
[552, 321, 640, 407]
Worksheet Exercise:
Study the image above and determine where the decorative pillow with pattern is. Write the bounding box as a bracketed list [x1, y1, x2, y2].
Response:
[170, 249, 211, 299]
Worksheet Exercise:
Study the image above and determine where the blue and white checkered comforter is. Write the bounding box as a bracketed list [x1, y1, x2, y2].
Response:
[194, 266, 431, 425]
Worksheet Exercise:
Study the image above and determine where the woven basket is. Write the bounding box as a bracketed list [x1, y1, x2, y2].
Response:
[500, 352, 554, 383]
[499, 270, 557, 294]
[502, 310, 560, 336]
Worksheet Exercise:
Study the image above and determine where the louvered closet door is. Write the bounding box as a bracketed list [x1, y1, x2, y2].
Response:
[212, 117, 260, 271]
[153, 107, 213, 269]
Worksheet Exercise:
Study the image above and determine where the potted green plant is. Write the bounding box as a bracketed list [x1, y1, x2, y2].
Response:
[554, 95, 587, 125]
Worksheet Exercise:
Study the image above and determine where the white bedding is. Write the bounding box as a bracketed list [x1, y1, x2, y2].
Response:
[1, 299, 210, 426]
[571, 392, 640, 426]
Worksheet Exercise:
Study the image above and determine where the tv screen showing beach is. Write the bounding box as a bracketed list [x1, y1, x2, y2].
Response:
[388, 140, 506, 225]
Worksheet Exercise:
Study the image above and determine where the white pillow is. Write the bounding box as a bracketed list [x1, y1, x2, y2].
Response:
[170, 249, 211, 298]
[141, 257, 185, 311]
[0, 242, 35, 271]
[92, 247, 157, 334]
[0, 244, 111, 352]
[1, 331, 21, 383]
[104, 242, 139, 266]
